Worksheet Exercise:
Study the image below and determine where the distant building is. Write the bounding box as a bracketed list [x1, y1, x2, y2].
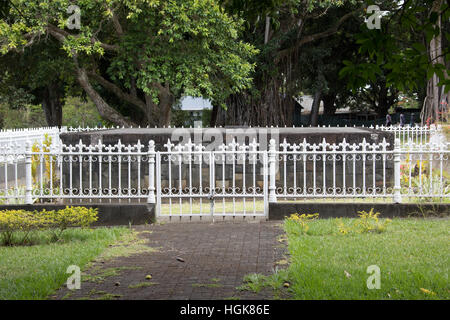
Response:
[295, 95, 324, 115]
[293, 95, 379, 126]
[179, 96, 213, 124]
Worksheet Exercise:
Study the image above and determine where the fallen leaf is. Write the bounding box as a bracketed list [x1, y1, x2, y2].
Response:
[420, 288, 436, 295]
[276, 259, 289, 266]
[344, 271, 352, 278]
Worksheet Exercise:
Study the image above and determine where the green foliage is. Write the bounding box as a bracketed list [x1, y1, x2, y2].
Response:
[0, 210, 46, 245]
[0, 103, 47, 129]
[0, 0, 258, 125]
[340, 0, 450, 94]
[31, 134, 57, 188]
[0, 227, 128, 299]
[237, 269, 290, 298]
[337, 208, 392, 234]
[46, 206, 99, 240]
[62, 96, 104, 128]
[239, 217, 450, 299]
[0, 206, 98, 245]
[285, 213, 319, 234]
[276, 218, 450, 299]
[110, 0, 258, 103]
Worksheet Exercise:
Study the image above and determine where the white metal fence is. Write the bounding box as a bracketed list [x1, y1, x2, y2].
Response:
[273, 138, 449, 202]
[376, 124, 442, 145]
[0, 126, 65, 153]
[155, 139, 268, 218]
[0, 126, 448, 218]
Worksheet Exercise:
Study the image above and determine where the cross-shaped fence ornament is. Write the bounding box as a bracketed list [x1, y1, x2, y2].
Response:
[280, 138, 290, 152]
[164, 139, 175, 152]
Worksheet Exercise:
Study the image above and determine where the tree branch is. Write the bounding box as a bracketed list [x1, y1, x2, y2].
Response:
[277, 8, 362, 61]
[87, 71, 147, 111]
[46, 24, 119, 52]
[110, 10, 124, 36]
[73, 57, 135, 126]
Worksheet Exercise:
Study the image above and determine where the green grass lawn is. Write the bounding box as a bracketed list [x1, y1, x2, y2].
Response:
[241, 217, 449, 300]
[0, 227, 129, 300]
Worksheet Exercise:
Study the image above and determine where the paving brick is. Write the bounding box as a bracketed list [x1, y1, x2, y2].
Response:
[54, 221, 286, 300]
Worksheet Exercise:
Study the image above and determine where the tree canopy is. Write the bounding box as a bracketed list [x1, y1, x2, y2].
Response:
[0, 0, 448, 127]
[0, 0, 257, 126]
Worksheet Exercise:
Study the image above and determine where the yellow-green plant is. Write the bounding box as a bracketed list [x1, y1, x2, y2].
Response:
[409, 174, 450, 203]
[338, 209, 391, 235]
[287, 213, 319, 234]
[31, 134, 57, 187]
[0, 209, 47, 245]
[43, 206, 98, 240]
[0, 207, 98, 245]
[337, 218, 352, 235]
[354, 209, 392, 233]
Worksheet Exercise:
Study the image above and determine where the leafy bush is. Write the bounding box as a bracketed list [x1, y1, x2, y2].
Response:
[338, 208, 391, 235]
[0, 207, 98, 245]
[0, 210, 46, 245]
[286, 213, 319, 235]
[46, 206, 98, 240]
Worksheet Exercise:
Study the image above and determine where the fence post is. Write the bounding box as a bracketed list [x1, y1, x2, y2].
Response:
[147, 140, 156, 204]
[393, 138, 402, 203]
[25, 141, 33, 205]
[268, 139, 277, 203]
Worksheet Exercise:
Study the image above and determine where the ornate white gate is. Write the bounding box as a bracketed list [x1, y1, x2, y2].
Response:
[155, 139, 268, 220]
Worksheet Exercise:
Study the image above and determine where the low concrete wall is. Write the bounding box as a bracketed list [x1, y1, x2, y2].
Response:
[0, 203, 155, 226]
[269, 202, 450, 220]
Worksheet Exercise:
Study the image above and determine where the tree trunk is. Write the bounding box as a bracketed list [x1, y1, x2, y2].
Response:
[41, 82, 63, 127]
[421, 0, 445, 124]
[309, 90, 322, 126]
[209, 103, 219, 127]
[158, 91, 174, 127]
[323, 93, 337, 115]
[75, 67, 135, 127]
[217, 80, 295, 127]
[144, 94, 158, 127]
[377, 85, 390, 117]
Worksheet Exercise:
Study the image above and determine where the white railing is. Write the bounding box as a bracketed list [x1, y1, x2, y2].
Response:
[376, 124, 442, 145]
[0, 126, 65, 153]
[272, 138, 449, 202]
[156, 139, 268, 217]
[0, 137, 448, 210]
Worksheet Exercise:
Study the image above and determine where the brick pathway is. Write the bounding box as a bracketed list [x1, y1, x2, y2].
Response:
[55, 221, 287, 300]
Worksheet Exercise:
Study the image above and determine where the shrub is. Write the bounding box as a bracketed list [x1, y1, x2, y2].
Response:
[286, 213, 319, 234]
[47, 206, 98, 240]
[0, 207, 98, 245]
[338, 208, 392, 235]
[0, 210, 46, 245]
